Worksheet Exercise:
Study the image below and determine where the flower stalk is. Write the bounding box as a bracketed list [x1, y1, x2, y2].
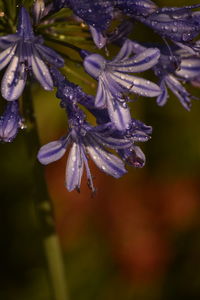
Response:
[22, 84, 70, 300]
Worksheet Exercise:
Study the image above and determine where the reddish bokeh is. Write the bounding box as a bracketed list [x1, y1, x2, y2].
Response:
[46, 158, 200, 284]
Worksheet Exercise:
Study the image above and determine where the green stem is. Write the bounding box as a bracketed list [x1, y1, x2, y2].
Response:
[22, 84, 70, 300]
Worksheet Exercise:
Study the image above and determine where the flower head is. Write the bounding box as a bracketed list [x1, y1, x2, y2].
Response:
[154, 48, 199, 110]
[128, 39, 199, 110]
[0, 7, 64, 101]
[38, 112, 130, 192]
[83, 39, 161, 130]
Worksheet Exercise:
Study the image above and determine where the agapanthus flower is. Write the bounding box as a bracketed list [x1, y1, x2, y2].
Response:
[136, 4, 200, 43]
[83, 39, 161, 130]
[129, 39, 199, 110]
[0, 100, 22, 142]
[155, 49, 200, 110]
[0, 7, 64, 101]
[37, 109, 131, 192]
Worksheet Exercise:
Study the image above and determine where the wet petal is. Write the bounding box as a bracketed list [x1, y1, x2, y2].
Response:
[92, 132, 132, 149]
[95, 78, 107, 107]
[113, 39, 133, 62]
[89, 26, 107, 49]
[0, 44, 17, 71]
[86, 137, 127, 178]
[31, 48, 53, 90]
[110, 48, 160, 73]
[110, 72, 161, 97]
[37, 140, 67, 165]
[107, 97, 132, 131]
[0, 35, 20, 49]
[17, 7, 34, 39]
[165, 74, 191, 110]
[83, 53, 106, 78]
[156, 79, 168, 106]
[66, 143, 84, 191]
[176, 57, 200, 80]
[0, 101, 20, 142]
[1, 55, 27, 101]
[35, 44, 64, 68]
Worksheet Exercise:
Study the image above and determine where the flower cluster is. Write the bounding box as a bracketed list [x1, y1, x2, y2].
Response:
[1, 0, 200, 192]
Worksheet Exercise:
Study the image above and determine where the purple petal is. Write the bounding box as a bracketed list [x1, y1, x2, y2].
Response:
[1, 55, 27, 101]
[130, 131, 150, 142]
[109, 48, 160, 73]
[65, 143, 84, 191]
[95, 79, 107, 107]
[0, 35, 20, 49]
[110, 72, 161, 97]
[0, 44, 17, 71]
[112, 39, 133, 62]
[86, 137, 127, 178]
[165, 75, 191, 110]
[35, 44, 64, 68]
[0, 101, 20, 142]
[176, 57, 200, 80]
[156, 80, 168, 106]
[128, 40, 147, 54]
[17, 7, 34, 39]
[37, 140, 67, 165]
[31, 48, 53, 90]
[83, 53, 106, 78]
[92, 133, 132, 149]
[107, 97, 132, 131]
[89, 26, 107, 49]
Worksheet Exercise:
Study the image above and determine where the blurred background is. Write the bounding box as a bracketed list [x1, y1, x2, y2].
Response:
[1, 0, 200, 299]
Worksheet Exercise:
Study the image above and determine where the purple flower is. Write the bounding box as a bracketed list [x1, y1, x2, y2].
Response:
[0, 100, 22, 142]
[154, 49, 199, 110]
[129, 39, 198, 110]
[136, 4, 200, 43]
[38, 118, 130, 192]
[83, 39, 161, 130]
[0, 7, 64, 101]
